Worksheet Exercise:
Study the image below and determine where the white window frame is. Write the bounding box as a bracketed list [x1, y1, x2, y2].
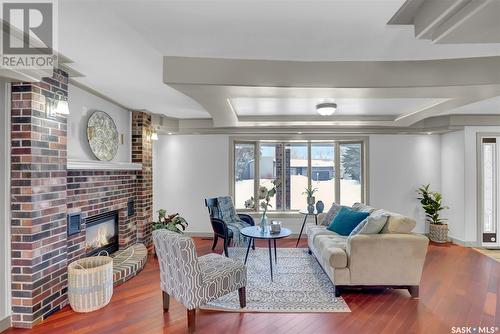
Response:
[229, 136, 369, 216]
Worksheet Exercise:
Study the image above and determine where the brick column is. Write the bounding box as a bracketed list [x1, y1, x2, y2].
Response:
[10, 69, 68, 328]
[131, 111, 153, 248]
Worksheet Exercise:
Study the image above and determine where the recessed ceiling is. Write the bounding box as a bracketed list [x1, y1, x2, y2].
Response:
[231, 97, 448, 117]
[446, 96, 500, 115]
[59, 0, 500, 120]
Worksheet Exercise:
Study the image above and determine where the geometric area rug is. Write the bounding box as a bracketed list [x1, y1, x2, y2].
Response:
[200, 247, 350, 313]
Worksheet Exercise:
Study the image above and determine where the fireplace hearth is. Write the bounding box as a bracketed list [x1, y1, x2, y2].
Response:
[85, 211, 119, 256]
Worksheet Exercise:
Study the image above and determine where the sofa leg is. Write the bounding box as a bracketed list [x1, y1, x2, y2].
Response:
[334, 286, 342, 297]
[238, 287, 247, 308]
[408, 286, 419, 298]
[308, 248, 312, 255]
[162, 291, 170, 311]
[187, 309, 196, 333]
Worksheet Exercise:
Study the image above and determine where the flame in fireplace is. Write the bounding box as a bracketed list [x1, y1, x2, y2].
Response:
[96, 225, 109, 247]
[86, 222, 115, 252]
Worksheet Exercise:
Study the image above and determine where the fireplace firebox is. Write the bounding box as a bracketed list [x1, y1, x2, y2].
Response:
[85, 211, 119, 256]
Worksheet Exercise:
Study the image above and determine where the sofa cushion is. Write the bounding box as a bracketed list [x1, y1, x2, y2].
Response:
[327, 207, 369, 236]
[320, 203, 345, 226]
[306, 224, 340, 241]
[350, 209, 389, 236]
[352, 202, 376, 214]
[379, 211, 416, 234]
[313, 235, 348, 268]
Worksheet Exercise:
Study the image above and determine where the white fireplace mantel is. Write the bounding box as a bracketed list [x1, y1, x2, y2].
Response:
[67, 159, 142, 171]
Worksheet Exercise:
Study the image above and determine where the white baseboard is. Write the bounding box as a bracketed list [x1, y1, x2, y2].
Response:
[449, 236, 480, 247]
[184, 232, 213, 238]
[0, 315, 11, 332]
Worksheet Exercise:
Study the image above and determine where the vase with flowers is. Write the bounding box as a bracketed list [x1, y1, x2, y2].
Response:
[246, 180, 278, 234]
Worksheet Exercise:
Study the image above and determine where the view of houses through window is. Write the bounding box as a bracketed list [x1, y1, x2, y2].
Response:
[233, 140, 365, 211]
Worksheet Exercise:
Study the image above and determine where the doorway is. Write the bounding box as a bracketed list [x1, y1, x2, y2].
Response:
[478, 135, 500, 248]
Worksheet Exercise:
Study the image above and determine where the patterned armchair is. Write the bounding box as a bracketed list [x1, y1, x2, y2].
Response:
[153, 229, 247, 333]
[205, 196, 255, 250]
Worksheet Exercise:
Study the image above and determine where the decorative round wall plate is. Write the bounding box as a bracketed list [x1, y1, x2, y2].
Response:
[87, 111, 119, 161]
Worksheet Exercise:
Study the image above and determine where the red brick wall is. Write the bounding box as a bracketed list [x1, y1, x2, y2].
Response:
[66, 170, 138, 262]
[131, 112, 153, 248]
[10, 69, 69, 328]
[10, 76, 154, 328]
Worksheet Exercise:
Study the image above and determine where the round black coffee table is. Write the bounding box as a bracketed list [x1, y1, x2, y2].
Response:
[240, 226, 291, 282]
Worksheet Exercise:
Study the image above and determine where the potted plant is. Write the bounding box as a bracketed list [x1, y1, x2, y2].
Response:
[417, 184, 449, 243]
[153, 209, 188, 233]
[303, 185, 318, 213]
[151, 209, 188, 255]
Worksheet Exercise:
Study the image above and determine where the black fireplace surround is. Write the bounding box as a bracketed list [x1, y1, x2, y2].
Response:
[85, 211, 119, 256]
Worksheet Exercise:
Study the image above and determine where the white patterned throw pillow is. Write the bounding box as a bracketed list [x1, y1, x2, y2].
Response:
[321, 203, 345, 226]
[351, 202, 376, 214]
[349, 209, 389, 236]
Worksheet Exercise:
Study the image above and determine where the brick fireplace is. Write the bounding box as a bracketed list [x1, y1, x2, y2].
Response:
[10, 70, 154, 328]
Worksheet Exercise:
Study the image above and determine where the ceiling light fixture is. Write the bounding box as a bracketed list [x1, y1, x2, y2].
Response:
[316, 102, 337, 116]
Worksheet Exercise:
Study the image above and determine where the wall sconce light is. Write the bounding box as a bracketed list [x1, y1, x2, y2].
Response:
[150, 130, 158, 141]
[46, 91, 69, 117]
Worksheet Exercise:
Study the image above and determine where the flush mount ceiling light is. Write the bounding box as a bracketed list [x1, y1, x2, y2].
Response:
[316, 102, 337, 116]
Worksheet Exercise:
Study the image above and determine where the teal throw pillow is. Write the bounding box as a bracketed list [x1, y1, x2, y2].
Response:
[327, 207, 369, 236]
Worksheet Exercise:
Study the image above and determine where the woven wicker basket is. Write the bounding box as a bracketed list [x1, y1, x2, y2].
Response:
[68, 255, 113, 312]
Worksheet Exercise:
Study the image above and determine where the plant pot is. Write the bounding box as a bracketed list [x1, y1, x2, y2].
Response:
[429, 223, 448, 243]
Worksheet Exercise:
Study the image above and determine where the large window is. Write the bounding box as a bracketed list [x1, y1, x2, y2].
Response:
[233, 139, 366, 212]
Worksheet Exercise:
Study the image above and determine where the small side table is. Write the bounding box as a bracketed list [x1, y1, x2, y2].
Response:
[240, 226, 291, 282]
[296, 209, 319, 247]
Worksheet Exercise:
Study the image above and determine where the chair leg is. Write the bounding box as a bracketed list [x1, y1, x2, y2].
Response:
[211, 235, 218, 250]
[187, 309, 196, 333]
[408, 285, 419, 298]
[162, 291, 170, 311]
[223, 238, 229, 257]
[252, 239, 255, 250]
[238, 287, 247, 308]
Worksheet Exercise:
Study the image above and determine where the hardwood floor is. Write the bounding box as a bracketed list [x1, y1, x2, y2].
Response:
[3, 238, 499, 334]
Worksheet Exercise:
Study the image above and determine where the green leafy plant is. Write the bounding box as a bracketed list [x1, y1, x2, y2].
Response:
[153, 209, 188, 233]
[302, 185, 318, 198]
[417, 184, 449, 225]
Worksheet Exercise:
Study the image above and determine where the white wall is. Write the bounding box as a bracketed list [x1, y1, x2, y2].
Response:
[441, 131, 465, 242]
[154, 135, 230, 233]
[0, 80, 11, 330]
[154, 134, 442, 235]
[369, 135, 441, 233]
[67, 84, 131, 162]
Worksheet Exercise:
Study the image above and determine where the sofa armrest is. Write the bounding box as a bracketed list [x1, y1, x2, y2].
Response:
[346, 233, 429, 286]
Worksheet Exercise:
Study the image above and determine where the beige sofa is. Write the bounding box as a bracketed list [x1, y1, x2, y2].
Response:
[307, 205, 429, 298]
